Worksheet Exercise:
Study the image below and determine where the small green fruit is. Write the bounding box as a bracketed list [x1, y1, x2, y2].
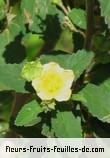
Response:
[22, 33, 45, 61]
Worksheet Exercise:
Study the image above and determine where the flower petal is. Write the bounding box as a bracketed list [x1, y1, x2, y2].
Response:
[32, 62, 75, 102]
[55, 89, 72, 101]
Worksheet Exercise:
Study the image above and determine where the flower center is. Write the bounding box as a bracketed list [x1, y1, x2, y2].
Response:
[40, 72, 63, 95]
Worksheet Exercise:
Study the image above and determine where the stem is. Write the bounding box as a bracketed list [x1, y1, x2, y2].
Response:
[6, 0, 10, 12]
[56, 1, 86, 38]
[63, 16, 86, 38]
[58, 2, 69, 15]
[85, 0, 94, 50]
[66, 0, 71, 12]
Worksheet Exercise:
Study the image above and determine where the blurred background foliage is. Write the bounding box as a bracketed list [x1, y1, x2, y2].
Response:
[0, 0, 110, 138]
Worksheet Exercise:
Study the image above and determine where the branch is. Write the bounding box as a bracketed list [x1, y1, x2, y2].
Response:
[85, 0, 94, 50]
[6, 0, 10, 12]
[55, 0, 86, 38]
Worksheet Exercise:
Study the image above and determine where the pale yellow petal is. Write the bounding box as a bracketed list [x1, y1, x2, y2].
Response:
[62, 70, 75, 88]
[32, 78, 40, 92]
[37, 91, 53, 100]
[31, 62, 75, 101]
[43, 62, 63, 73]
[32, 78, 54, 100]
[55, 89, 72, 101]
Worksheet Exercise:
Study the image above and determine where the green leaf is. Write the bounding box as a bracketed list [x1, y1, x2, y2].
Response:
[66, 50, 94, 80]
[21, 0, 63, 34]
[0, 4, 25, 60]
[73, 79, 110, 123]
[0, 0, 6, 21]
[8, 5, 25, 38]
[52, 111, 81, 137]
[40, 50, 94, 80]
[68, 8, 87, 30]
[42, 124, 55, 137]
[15, 100, 43, 127]
[0, 6, 26, 92]
[40, 52, 70, 68]
[0, 63, 26, 92]
[54, 29, 74, 53]
[98, 0, 110, 28]
[0, 6, 26, 93]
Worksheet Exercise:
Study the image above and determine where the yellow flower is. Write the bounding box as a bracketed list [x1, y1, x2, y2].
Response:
[32, 62, 75, 101]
